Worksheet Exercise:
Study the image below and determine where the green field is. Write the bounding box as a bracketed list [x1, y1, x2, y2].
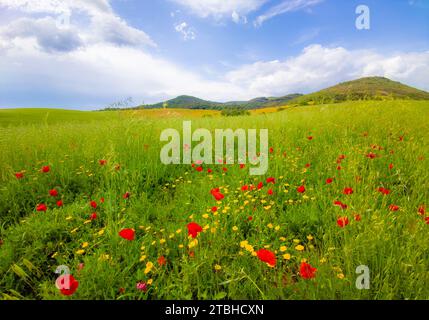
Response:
[0, 100, 428, 300]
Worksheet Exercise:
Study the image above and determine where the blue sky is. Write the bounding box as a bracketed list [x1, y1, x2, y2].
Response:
[0, 0, 428, 109]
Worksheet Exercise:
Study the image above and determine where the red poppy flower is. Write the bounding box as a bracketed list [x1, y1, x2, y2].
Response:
[343, 187, 353, 195]
[196, 166, 203, 172]
[41, 166, 50, 173]
[326, 178, 333, 184]
[354, 214, 361, 221]
[210, 188, 224, 201]
[338, 154, 346, 160]
[100, 197, 105, 203]
[418, 205, 425, 215]
[189, 251, 195, 258]
[157, 256, 166, 266]
[49, 189, 58, 197]
[257, 182, 263, 190]
[305, 163, 311, 168]
[99, 159, 107, 166]
[266, 177, 275, 184]
[334, 201, 348, 210]
[337, 216, 349, 227]
[389, 163, 394, 170]
[207, 168, 213, 173]
[56, 200, 63, 207]
[15, 172, 24, 179]
[123, 192, 130, 199]
[337, 166, 342, 170]
[425, 217, 429, 224]
[90, 201, 97, 209]
[211, 206, 218, 212]
[389, 204, 399, 212]
[241, 185, 249, 191]
[297, 185, 306, 193]
[119, 228, 135, 241]
[222, 167, 228, 172]
[378, 187, 390, 195]
[299, 262, 317, 279]
[187, 222, 203, 238]
[58, 274, 79, 296]
[239, 164, 245, 169]
[36, 204, 47, 212]
[366, 153, 377, 159]
[89, 212, 97, 220]
[267, 189, 273, 195]
[256, 249, 276, 267]
[247, 216, 253, 221]
[307, 136, 313, 140]
[269, 147, 274, 153]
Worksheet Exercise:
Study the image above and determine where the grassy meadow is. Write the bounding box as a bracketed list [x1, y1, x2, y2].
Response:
[0, 100, 428, 300]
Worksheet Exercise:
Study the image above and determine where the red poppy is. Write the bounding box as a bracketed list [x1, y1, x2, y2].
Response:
[58, 274, 79, 296]
[36, 204, 47, 212]
[119, 228, 135, 241]
[256, 249, 276, 267]
[100, 197, 105, 203]
[343, 187, 353, 195]
[267, 189, 273, 195]
[241, 185, 249, 191]
[366, 153, 377, 159]
[269, 147, 274, 154]
[337, 216, 349, 227]
[297, 185, 306, 193]
[49, 189, 58, 197]
[239, 164, 245, 169]
[326, 178, 333, 184]
[207, 168, 213, 173]
[99, 159, 107, 166]
[210, 188, 224, 201]
[418, 205, 425, 215]
[90, 201, 97, 209]
[211, 206, 218, 212]
[299, 262, 317, 279]
[389, 163, 394, 170]
[56, 200, 63, 207]
[189, 251, 195, 258]
[196, 166, 203, 172]
[89, 212, 97, 220]
[334, 201, 348, 210]
[337, 166, 342, 170]
[41, 166, 50, 173]
[187, 222, 203, 238]
[247, 216, 253, 221]
[425, 217, 429, 224]
[338, 154, 346, 160]
[222, 167, 228, 172]
[157, 256, 166, 266]
[266, 177, 275, 184]
[257, 182, 263, 190]
[123, 192, 130, 199]
[307, 136, 313, 140]
[305, 163, 311, 168]
[378, 187, 390, 195]
[354, 214, 361, 221]
[389, 204, 399, 212]
[15, 172, 24, 179]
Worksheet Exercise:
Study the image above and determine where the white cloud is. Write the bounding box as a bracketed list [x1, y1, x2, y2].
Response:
[226, 45, 429, 96]
[254, 0, 323, 27]
[174, 22, 196, 41]
[171, 0, 267, 20]
[0, 0, 155, 49]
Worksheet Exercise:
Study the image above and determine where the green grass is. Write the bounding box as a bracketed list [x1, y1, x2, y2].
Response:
[0, 100, 428, 300]
[0, 108, 113, 126]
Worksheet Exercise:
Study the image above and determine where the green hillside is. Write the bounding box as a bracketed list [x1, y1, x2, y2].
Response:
[291, 77, 429, 105]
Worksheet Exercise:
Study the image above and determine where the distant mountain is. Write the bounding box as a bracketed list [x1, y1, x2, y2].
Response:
[290, 77, 429, 105]
[125, 77, 429, 111]
[139, 93, 302, 110]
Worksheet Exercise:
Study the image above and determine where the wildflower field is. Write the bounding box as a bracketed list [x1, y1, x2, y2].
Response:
[0, 100, 428, 300]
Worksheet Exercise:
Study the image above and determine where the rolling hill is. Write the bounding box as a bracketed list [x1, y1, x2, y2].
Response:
[289, 77, 429, 105]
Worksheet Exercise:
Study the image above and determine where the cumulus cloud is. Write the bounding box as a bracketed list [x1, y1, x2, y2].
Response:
[254, 0, 324, 27]
[174, 22, 196, 41]
[171, 0, 267, 20]
[226, 45, 429, 96]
